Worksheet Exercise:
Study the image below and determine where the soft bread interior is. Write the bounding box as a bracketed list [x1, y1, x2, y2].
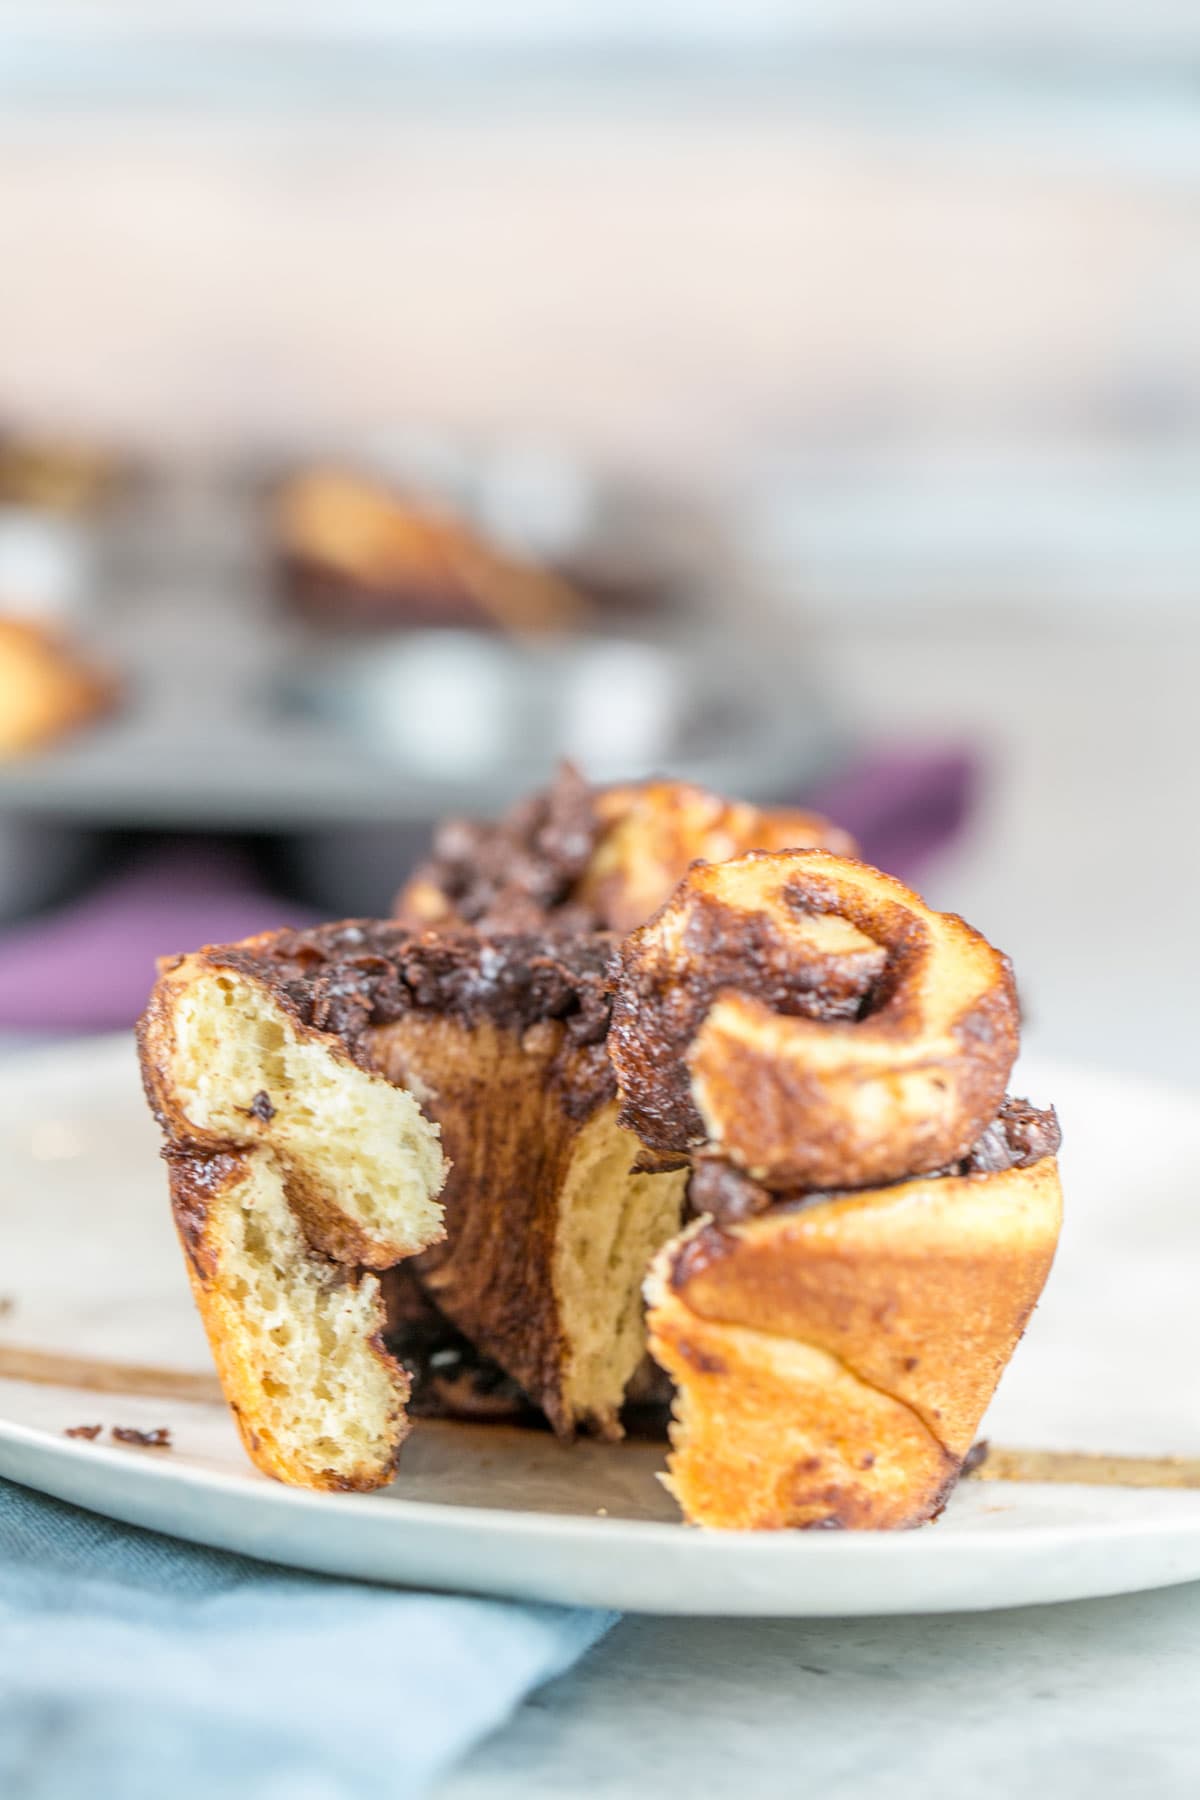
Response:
[168, 966, 446, 1265]
[194, 1151, 406, 1488]
[553, 1111, 688, 1432]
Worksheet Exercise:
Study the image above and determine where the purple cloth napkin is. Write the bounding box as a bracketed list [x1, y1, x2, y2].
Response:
[807, 744, 976, 883]
[0, 846, 320, 1035]
[0, 746, 974, 1035]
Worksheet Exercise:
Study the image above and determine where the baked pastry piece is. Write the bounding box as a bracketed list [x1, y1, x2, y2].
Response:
[272, 467, 582, 633]
[611, 850, 1061, 1530]
[610, 849, 1019, 1189]
[140, 928, 450, 1489]
[0, 619, 113, 756]
[140, 920, 687, 1483]
[398, 762, 857, 936]
[388, 766, 851, 1429]
[139, 799, 1062, 1530]
[646, 1104, 1062, 1529]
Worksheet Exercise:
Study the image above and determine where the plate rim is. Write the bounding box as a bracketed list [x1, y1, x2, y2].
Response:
[4, 1032, 1200, 1615]
[3, 1410, 1200, 1558]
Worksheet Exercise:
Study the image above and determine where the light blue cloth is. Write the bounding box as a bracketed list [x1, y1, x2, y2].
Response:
[0, 1477, 613, 1800]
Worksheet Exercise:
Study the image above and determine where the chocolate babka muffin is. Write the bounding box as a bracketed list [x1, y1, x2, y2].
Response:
[140, 920, 685, 1486]
[140, 781, 1063, 1531]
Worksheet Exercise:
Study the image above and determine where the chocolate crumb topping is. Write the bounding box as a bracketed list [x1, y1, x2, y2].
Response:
[111, 1426, 172, 1448]
[403, 762, 604, 932]
[206, 917, 622, 1123]
[939, 1097, 1062, 1178]
[64, 1424, 102, 1441]
[210, 919, 616, 1056]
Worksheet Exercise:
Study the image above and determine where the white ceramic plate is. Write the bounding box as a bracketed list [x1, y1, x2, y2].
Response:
[1, 1036, 1198, 1616]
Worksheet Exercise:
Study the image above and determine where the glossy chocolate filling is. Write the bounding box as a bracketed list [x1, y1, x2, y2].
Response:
[384, 1264, 673, 1436]
[685, 1097, 1061, 1230]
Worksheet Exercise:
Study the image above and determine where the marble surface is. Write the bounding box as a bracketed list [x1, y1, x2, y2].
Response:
[440, 1591, 1200, 1799]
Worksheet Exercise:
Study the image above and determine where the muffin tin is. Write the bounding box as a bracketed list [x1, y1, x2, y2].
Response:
[0, 452, 842, 915]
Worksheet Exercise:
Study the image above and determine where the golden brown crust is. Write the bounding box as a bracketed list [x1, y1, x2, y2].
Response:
[611, 850, 1020, 1190]
[647, 1297, 958, 1530]
[647, 1154, 1063, 1529]
[578, 780, 858, 937]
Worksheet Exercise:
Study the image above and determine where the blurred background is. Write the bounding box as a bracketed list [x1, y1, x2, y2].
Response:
[0, 3, 1194, 1080]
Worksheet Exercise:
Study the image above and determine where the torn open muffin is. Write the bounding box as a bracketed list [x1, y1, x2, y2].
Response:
[139, 787, 1062, 1530]
[139, 919, 686, 1482]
